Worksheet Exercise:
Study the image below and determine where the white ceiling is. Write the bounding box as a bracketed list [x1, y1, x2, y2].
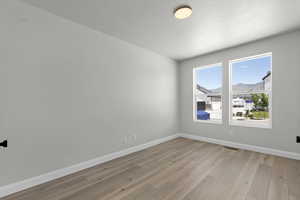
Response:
[20, 0, 300, 60]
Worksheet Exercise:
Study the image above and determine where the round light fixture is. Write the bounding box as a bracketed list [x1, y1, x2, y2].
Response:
[174, 5, 192, 19]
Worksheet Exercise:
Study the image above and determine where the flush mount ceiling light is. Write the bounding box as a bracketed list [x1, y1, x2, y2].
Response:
[174, 5, 192, 19]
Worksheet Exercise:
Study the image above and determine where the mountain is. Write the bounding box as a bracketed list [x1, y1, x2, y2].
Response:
[208, 82, 264, 94]
[232, 82, 264, 93]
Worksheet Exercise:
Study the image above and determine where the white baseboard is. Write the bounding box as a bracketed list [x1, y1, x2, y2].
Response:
[178, 133, 300, 160]
[0, 134, 179, 198]
[1, 133, 299, 198]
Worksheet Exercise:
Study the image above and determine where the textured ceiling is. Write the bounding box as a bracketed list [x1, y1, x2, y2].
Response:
[20, 0, 300, 60]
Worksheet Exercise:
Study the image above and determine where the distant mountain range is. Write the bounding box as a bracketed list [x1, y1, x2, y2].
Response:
[231, 82, 264, 93]
[201, 82, 264, 94]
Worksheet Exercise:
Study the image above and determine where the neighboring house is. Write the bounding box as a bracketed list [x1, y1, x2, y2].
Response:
[195, 85, 221, 111]
[195, 85, 222, 119]
[195, 85, 210, 108]
[232, 98, 254, 116]
[232, 71, 271, 116]
[232, 98, 246, 115]
[195, 71, 271, 119]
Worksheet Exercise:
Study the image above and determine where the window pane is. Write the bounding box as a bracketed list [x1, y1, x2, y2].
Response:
[230, 54, 272, 127]
[194, 64, 222, 122]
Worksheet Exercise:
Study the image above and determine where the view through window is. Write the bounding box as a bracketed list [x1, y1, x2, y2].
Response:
[193, 64, 222, 123]
[229, 53, 272, 128]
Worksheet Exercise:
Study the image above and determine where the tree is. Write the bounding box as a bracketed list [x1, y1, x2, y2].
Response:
[260, 93, 269, 110]
[251, 94, 260, 110]
[251, 93, 269, 111]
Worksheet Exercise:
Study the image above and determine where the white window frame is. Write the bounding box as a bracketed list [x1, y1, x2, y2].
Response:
[229, 52, 272, 129]
[193, 63, 223, 124]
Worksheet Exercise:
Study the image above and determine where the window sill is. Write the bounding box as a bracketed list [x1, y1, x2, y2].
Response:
[193, 119, 223, 125]
[229, 120, 272, 129]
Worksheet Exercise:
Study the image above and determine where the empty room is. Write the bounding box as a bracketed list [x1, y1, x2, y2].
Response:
[1, 0, 300, 199]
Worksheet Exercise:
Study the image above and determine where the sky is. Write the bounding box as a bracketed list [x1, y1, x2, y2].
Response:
[196, 64, 222, 90]
[232, 56, 271, 85]
[196, 55, 271, 90]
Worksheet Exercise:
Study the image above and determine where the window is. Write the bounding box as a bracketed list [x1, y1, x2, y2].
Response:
[229, 53, 272, 128]
[193, 63, 222, 123]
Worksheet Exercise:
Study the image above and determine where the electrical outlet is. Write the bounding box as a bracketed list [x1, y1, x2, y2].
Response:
[0, 140, 7, 148]
[297, 136, 300, 143]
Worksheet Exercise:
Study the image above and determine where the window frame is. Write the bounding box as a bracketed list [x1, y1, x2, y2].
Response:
[228, 52, 272, 129]
[193, 63, 223, 124]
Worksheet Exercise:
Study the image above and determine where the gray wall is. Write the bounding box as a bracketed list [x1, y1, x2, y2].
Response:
[0, 0, 178, 186]
[179, 30, 300, 154]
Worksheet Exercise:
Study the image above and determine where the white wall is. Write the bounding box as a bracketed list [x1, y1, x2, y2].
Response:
[0, 0, 178, 186]
[179, 30, 300, 154]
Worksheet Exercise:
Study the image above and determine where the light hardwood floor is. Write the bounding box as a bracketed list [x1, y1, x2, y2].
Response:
[2, 138, 300, 200]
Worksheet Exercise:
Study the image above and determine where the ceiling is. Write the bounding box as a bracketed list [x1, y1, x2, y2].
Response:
[20, 0, 300, 60]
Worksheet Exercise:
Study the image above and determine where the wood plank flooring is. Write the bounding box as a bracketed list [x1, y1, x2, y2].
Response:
[2, 138, 300, 200]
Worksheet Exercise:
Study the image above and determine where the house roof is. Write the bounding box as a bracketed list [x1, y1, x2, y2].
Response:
[262, 71, 271, 80]
[196, 85, 211, 94]
[196, 85, 221, 96]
